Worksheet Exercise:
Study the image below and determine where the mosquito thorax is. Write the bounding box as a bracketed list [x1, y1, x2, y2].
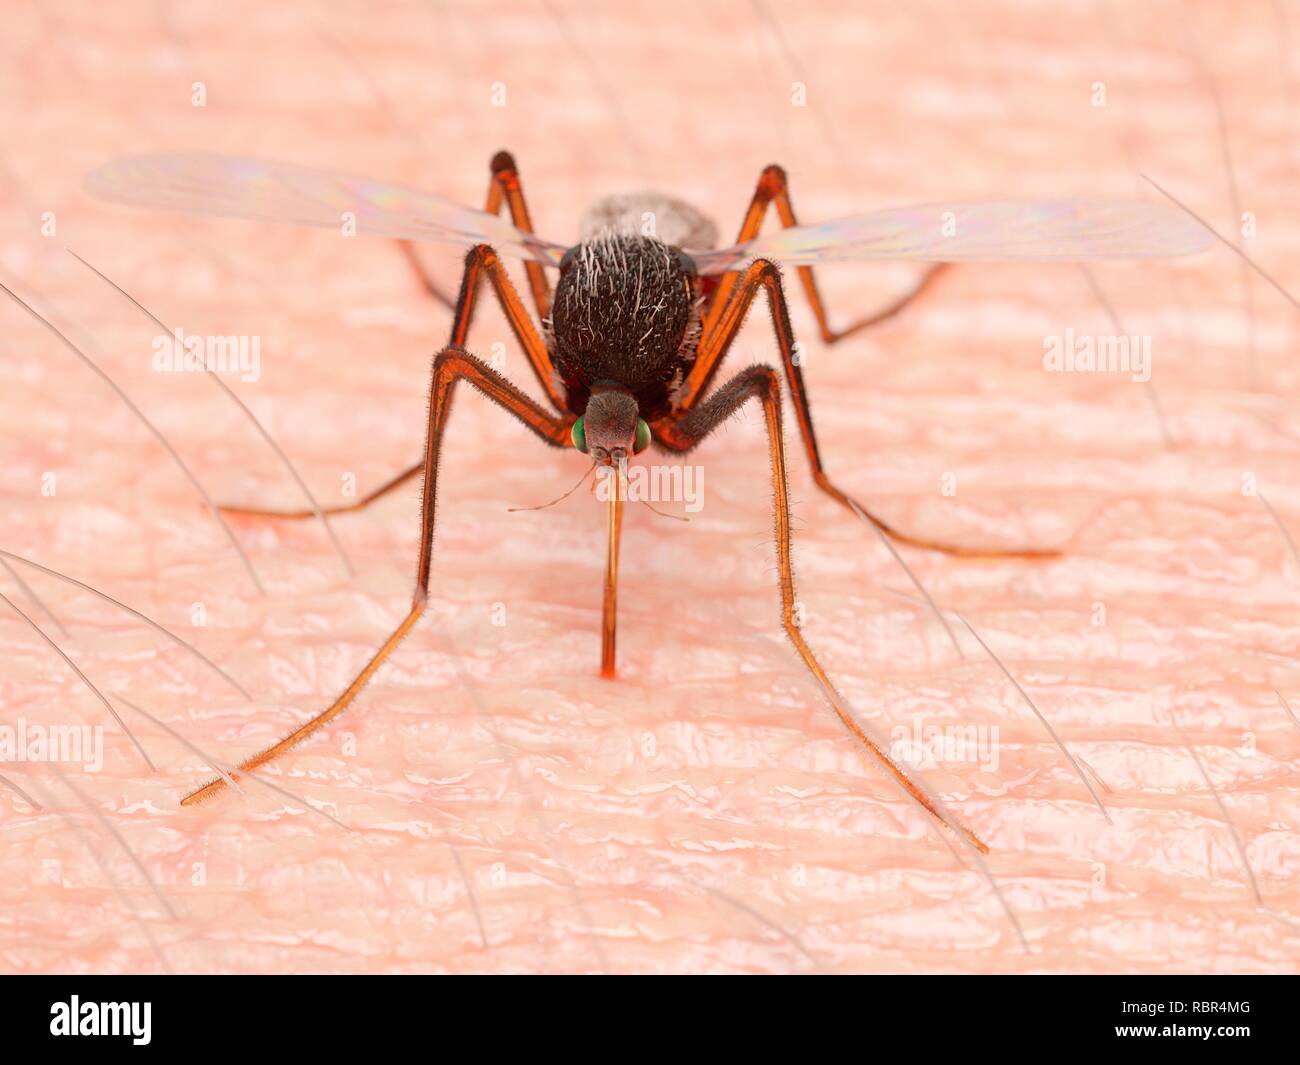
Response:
[550, 232, 701, 423]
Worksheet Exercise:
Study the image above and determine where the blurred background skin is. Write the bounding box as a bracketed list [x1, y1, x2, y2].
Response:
[0, 1, 1298, 973]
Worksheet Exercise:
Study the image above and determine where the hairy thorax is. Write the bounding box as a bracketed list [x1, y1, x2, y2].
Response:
[549, 231, 704, 420]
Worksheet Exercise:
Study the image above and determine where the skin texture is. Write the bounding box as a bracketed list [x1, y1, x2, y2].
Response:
[2, 0, 1299, 973]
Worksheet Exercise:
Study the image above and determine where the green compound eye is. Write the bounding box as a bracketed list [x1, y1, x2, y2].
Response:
[570, 416, 587, 453]
[633, 418, 651, 455]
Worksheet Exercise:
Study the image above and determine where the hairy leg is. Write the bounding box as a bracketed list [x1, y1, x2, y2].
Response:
[220, 242, 566, 520]
[401, 149, 554, 322]
[672, 256, 1058, 557]
[657, 364, 987, 853]
[703, 163, 949, 345]
[185, 345, 571, 804]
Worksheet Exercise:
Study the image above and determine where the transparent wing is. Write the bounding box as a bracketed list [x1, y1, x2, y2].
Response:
[688, 198, 1213, 273]
[85, 152, 570, 267]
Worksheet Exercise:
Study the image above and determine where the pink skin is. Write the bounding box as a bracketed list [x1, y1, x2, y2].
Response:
[1, 2, 1299, 973]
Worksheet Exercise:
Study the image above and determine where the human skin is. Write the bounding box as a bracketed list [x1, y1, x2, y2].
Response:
[1, 0, 1299, 973]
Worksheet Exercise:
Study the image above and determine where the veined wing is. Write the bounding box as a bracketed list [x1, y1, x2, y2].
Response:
[85, 152, 569, 267]
[688, 197, 1213, 273]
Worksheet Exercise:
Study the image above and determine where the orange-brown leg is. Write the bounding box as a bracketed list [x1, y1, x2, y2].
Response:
[666, 259, 1056, 559]
[444, 243, 565, 411]
[221, 239, 567, 520]
[654, 364, 987, 854]
[702, 164, 949, 345]
[219, 462, 423, 520]
[184, 347, 573, 804]
[400, 149, 552, 321]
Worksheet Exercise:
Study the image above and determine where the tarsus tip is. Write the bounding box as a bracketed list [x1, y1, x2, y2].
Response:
[180, 778, 227, 806]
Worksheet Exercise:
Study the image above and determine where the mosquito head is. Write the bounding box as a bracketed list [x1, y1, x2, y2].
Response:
[571, 384, 650, 466]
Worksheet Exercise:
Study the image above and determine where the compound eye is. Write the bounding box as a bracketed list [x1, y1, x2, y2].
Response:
[570, 416, 588, 453]
[633, 418, 651, 454]
[559, 245, 581, 273]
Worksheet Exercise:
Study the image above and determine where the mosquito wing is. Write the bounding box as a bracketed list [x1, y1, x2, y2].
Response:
[85, 152, 569, 267]
[688, 198, 1213, 273]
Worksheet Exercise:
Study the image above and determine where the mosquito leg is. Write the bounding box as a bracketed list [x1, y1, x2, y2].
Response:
[702, 164, 949, 344]
[184, 347, 574, 804]
[481, 151, 553, 321]
[220, 239, 568, 521]
[218, 462, 424, 520]
[444, 243, 566, 411]
[668, 259, 1056, 559]
[399, 150, 552, 320]
[655, 365, 987, 854]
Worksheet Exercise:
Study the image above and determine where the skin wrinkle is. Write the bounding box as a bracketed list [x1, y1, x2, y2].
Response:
[0, 547, 252, 699]
[1, 556, 69, 637]
[1076, 264, 1174, 449]
[65, 247, 356, 580]
[19, 776, 174, 974]
[955, 611, 1112, 824]
[2, 0, 1300, 973]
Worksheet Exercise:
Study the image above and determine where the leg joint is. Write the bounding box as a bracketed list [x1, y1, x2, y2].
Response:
[747, 363, 782, 399]
[490, 149, 518, 176]
[432, 344, 466, 369]
[757, 164, 788, 197]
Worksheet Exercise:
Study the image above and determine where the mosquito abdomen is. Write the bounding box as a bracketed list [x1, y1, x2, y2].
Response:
[579, 193, 718, 251]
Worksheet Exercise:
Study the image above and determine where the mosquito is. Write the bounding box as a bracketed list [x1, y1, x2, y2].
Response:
[85, 150, 1211, 851]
